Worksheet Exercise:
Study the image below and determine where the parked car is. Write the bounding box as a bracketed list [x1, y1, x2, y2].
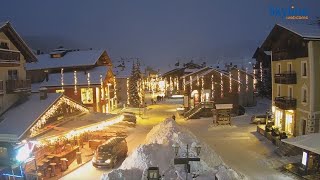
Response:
[251, 114, 272, 124]
[122, 112, 137, 124]
[92, 137, 128, 168]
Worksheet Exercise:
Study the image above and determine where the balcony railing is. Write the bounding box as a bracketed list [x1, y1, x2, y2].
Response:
[274, 96, 297, 110]
[274, 72, 297, 84]
[0, 49, 20, 66]
[6, 79, 31, 93]
[0, 81, 3, 95]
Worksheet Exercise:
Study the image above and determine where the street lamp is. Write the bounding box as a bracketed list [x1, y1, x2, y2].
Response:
[173, 143, 201, 180]
[172, 143, 180, 156]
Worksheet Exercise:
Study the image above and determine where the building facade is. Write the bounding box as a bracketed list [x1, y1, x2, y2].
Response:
[261, 24, 320, 136]
[27, 49, 116, 113]
[0, 22, 37, 115]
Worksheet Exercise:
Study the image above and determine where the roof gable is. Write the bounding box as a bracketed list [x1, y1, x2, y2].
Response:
[0, 22, 37, 62]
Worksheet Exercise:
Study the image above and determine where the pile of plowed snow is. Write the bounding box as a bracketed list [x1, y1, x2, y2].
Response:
[102, 119, 245, 180]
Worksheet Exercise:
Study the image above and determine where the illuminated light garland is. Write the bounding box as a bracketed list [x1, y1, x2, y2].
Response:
[36, 115, 124, 147]
[126, 78, 130, 105]
[87, 73, 91, 88]
[113, 77, 117, 100]
[260, 62, 263, 82]
[229, 73, 232, 93]
[61, 68, 64, 91]
[176, 77, 179, 90]
[201, 76, 204, 102]
[238, 69, 241, 93]
[253, 69, 257, 91]
[211, 74, 214, 99]
[190, 76, 193, 92]
[246, 68, 249, 92]
[30, 96, 89, 137]
[220, 73, 223, 98]
[74, 71, 77, 95]
[197, 75, 200, 86]
[183, 77, 186, 91]
[100, 75, 104, 100]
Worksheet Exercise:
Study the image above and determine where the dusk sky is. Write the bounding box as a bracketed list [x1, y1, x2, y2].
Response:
[1, 0, 319, 71]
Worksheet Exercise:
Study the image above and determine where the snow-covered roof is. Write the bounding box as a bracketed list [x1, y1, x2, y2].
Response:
[26, 49, 105, 70]
[36, 112, 117, 140]
[282, 133, 320, 155]
[0, 93, 61, 139]
[277, 23, 320, 40]
[180, 67, 210, 79]
[32, 66, 107, 88]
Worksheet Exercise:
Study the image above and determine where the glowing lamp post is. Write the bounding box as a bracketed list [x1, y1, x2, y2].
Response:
[173, 143, 201, 179]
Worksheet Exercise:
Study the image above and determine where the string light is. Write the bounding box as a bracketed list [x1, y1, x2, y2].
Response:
[74, 70, 77, 95]
[229, 73, 232, 93]
[87, 73, 91, 88]
[238, 69, 241, 93]
[253, 69, 257, 91]
[30, 96, 89, 137]
[61, 68, 64, 91]
[246, 68, 249, 92]
[211, 74, 214, 100]
[190, 76, 193, 92]
[260, 62, 263, 82]
[176, 77, 179, 90]
[201, 76, 204, 102]
[36, 115, 124, 147]
[113, 77, 117, 100]
[100, 75, 104, 100]
[183, 77, 186, 91]
[197, 75, 200, 86]
[126, 78, 130, 105]
[220, 73, 223, 98]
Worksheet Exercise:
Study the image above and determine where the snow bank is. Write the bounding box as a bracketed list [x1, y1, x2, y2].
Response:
[103, 119, 245, 180]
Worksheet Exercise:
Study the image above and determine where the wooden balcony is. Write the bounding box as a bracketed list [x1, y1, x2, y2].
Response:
[274, 72, 297, 84]
[0, 81, 3, 95]
[274, 96, 297, 110]
[6, 79, 31, 93]
[0, 49, 20, 67]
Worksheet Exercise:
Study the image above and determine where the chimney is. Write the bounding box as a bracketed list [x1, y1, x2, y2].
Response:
[39, 87, 48, 100]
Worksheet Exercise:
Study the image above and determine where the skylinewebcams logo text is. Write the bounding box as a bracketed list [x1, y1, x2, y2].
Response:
[269, 5, 309, 20]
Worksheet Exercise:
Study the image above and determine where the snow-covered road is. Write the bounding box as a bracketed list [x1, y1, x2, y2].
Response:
[179, 98, 299, 180]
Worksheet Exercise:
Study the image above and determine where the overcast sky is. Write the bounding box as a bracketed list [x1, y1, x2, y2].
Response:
[1, 0, 319, 71]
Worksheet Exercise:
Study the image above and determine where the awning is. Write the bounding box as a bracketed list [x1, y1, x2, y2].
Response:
[282, 133, 320, 155]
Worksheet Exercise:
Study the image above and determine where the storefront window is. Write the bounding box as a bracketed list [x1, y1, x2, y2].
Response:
[275, 110, 282, 128]
[285, 113, 293, 135]
[81, 88, 93, 104]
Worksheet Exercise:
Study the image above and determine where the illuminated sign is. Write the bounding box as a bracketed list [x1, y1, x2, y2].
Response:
[302, 151, 307, 166]
[269, 5, 309, 20]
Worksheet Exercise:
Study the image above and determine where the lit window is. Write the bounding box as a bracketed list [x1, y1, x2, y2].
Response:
[8, 70, 18, 80]
[0, 147, 8, 159]
[81, 88, 93, 104]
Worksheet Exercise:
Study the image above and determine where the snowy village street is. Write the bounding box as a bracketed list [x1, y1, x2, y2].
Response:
[61, 98, 299, 180]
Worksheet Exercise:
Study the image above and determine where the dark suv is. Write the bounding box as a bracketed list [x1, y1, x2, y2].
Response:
[92, 137, 128, 168]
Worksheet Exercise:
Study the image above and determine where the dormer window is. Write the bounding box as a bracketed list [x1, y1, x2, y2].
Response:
[50, 47, 68, 58]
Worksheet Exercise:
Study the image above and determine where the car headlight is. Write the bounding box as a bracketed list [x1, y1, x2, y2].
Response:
[105, 159, 111, 164]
